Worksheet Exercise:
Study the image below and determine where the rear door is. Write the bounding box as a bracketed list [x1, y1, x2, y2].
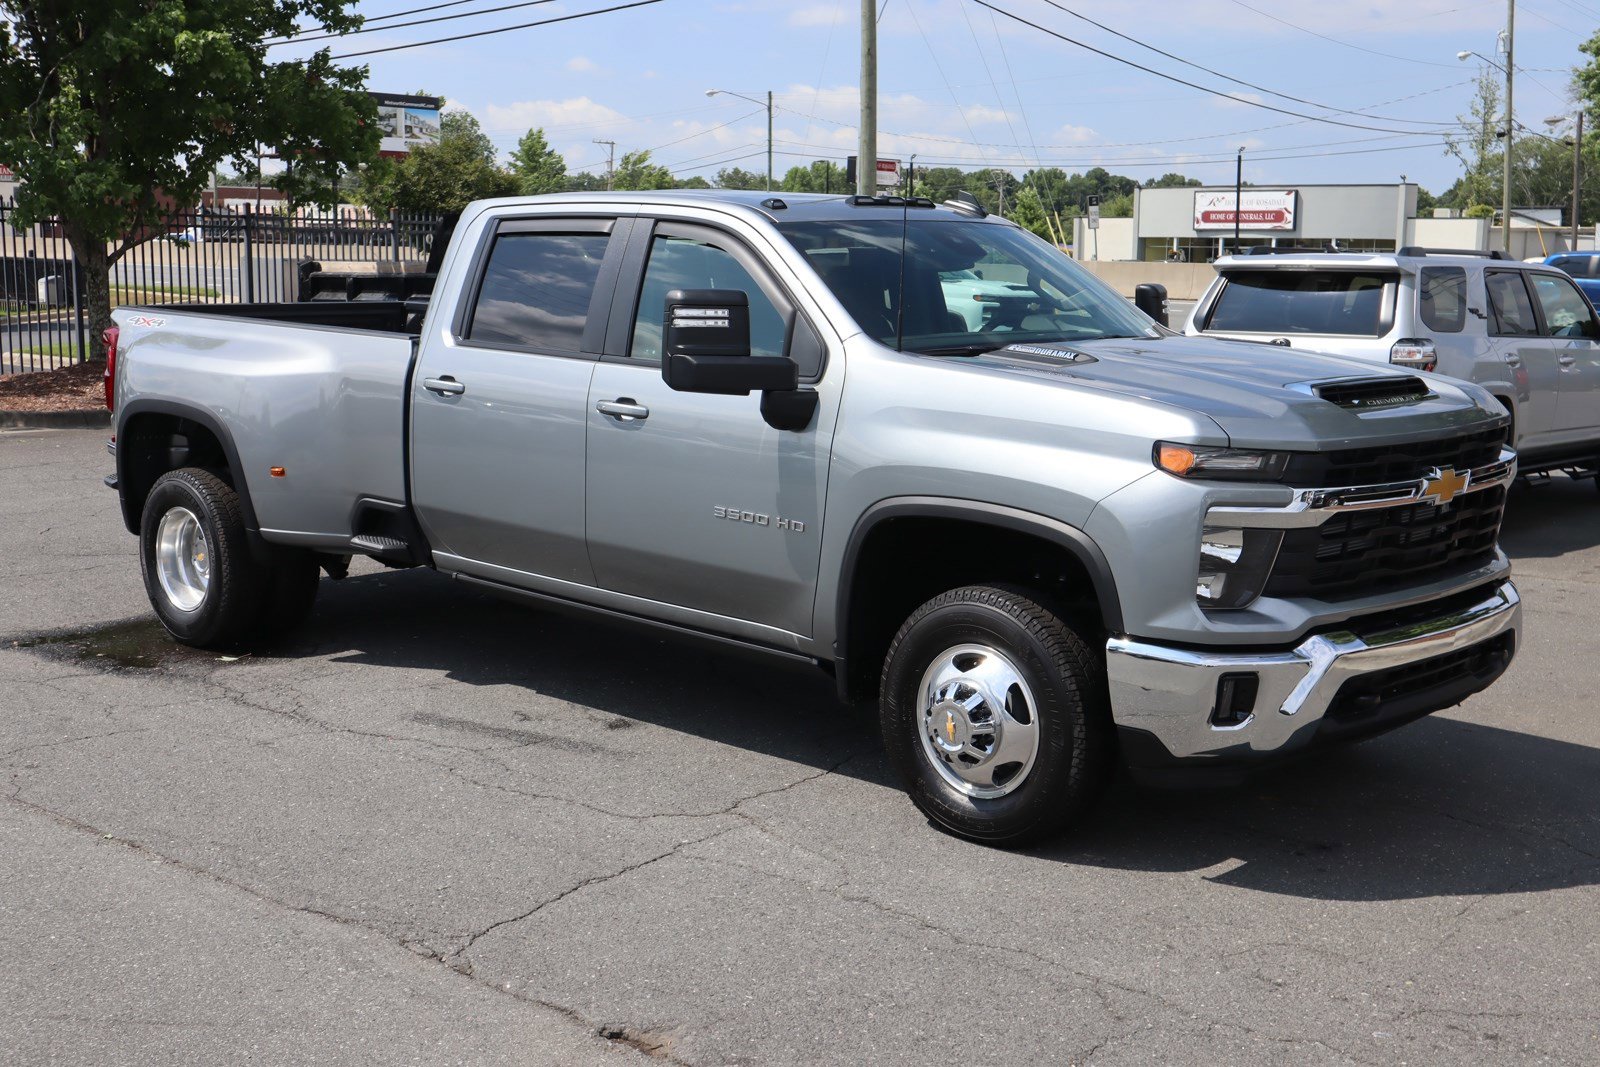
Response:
[1527, 271, 1600, 435]
[411, 214, 631, 585]
[1483, 269, 1562, 449]
[583, 218, 838, 641]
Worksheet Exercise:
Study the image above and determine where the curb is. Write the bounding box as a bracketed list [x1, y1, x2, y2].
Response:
[0, 409, 111, 430]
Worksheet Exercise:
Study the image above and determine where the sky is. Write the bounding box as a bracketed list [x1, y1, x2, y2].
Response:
[275, 0, 1600, 195]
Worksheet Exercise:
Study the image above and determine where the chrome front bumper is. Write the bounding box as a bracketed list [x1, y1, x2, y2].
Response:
[1106, 580, 1521, 763]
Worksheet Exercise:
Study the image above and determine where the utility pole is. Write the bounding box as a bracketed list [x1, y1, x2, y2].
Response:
[593, 138, 616, 191]
[1501, 0, 1515, 255]
[1574, 112, 1584, 248]
[767, 91, 774, 191]
[858, 0, 876, 196]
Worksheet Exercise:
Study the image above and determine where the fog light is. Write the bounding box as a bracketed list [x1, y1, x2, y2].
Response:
[1197, 527, 1283, 610]
[1210, 672, 1260, 728]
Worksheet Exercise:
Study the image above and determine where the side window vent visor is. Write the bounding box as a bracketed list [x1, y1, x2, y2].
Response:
[1308, 376, 1434, 409]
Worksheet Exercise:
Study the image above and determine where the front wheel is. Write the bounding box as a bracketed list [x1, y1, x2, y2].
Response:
[879, 585, 1113, 846]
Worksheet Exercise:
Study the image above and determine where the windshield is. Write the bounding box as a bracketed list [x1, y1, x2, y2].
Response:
[777, 216, 1156, 353]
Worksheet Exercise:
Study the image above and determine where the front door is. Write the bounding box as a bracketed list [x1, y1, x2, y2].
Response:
[584, 220, 837, 640]
[1526, 271, 1600, 436]
[412, 216, 627, 585]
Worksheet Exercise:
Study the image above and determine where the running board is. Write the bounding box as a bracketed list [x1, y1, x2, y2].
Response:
[349, 533, 412, 560]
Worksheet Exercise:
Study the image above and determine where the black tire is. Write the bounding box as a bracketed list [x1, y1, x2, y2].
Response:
[140, 468, 263, 648]
[879, 585, 1113, 846]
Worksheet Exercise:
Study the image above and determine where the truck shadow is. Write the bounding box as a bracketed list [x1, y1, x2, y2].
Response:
[1500, 475, 1600, 558]
[288, 567, 1600, 905]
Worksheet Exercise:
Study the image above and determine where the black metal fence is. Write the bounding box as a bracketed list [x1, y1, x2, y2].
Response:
[0, 198, 441, 375]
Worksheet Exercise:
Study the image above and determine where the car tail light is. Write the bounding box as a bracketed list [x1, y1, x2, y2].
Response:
[1389, 337, 1437, 372]
[103, 327, 119, 411]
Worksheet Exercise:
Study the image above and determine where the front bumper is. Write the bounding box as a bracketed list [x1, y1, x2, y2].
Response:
[1106, 579, 1520, 768]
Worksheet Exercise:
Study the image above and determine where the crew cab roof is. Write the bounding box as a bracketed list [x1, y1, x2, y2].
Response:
[467, 189, 1013, 226]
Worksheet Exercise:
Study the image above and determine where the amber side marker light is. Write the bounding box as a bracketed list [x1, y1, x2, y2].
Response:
[269, 467, 286, 478]
[1156, 444, 1197, 476]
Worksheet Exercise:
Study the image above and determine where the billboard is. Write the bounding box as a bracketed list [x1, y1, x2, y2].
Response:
[371, 93, 442, 157]
[1193, 189, 1297, 231]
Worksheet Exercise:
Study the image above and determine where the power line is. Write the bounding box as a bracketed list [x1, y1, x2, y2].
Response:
[1221, 0, 1469, 70]
[329, 0, 665, 60]
[971, 0, 1476, 135]
[1036, 0, 1453, 127]
[904, 0, 992, 167]
[274, 0, 559, 45]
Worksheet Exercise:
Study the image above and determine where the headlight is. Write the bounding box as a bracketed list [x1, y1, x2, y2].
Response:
[1156, 442, 1289, 481]
[1196, 526, 1283, 610]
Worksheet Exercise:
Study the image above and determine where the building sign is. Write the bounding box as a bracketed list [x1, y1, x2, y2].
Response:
[876, 158, 901, 187]
[1194, 189, 1297, 231]
[371, 93, 442, 158]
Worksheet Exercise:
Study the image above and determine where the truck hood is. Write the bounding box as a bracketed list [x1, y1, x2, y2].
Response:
[951, 333, 1503, 450]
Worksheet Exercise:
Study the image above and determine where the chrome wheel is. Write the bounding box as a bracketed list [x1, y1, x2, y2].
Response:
[155, 506, 211, 612]
[917, 643, 1041, 799]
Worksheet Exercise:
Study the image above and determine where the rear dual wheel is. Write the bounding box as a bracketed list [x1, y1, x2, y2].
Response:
[879, 585, 1113, 847]
[140, 468, 320, 648]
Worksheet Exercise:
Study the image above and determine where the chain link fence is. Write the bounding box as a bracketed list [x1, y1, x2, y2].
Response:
[0, 199, 441, 375]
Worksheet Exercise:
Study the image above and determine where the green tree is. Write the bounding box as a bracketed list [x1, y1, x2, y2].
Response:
[1099, 192, 1134, 218]
[674, 175, 712, 189]
[1442, 66, 1504, 214]
[780, 160, 845, 193]
[0, 0, 378, 359]
[1144, 172, 1201, 189]
[363, 109, 516, 214]
[714, 166, 765, 190]
[564, 171, 609, 192]
[509, 127, 566, 195]
[613, 149, 673, 190]
[910, 166, 968, 204]
[1009, 186, 1051, 239]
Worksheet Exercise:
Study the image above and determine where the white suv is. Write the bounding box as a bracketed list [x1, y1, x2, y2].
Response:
[1185, 247, 1600, 478]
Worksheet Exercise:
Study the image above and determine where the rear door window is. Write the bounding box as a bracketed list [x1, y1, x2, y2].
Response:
[1549, 255, 1597, 279]
[1206, 270, 1397, 337]
[467, 228, 612, 352]
[1484, 271, 1539, 337]
[1418, 267, 1467, 333]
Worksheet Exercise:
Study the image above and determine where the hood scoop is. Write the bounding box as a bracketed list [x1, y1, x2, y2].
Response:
[1305, 375, 1434, 410]
[993, 342, 1098, 365]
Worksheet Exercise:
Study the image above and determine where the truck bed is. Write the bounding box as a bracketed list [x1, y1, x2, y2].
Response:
[113, 304, 418, 545]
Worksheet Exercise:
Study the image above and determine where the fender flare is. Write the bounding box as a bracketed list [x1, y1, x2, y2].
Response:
[115, 399, 262, 545]
[832, 497, 1125, 700]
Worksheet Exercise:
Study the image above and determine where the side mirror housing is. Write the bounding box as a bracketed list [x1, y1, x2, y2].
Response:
[661, 288, 797, 395]
[1134, 282, 1169, 327]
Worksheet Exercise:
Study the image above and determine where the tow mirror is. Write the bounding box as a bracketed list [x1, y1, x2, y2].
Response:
[1135, 282, 1169, 327]
[661, 289, 797, 396]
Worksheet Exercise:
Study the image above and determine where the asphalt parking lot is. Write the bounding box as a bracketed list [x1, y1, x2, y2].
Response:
[3, 427, 1598, 1065]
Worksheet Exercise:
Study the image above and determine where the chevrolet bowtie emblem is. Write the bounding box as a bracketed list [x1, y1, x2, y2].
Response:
[1422, 466, 1469, 504]
[945, 712, 957, 743]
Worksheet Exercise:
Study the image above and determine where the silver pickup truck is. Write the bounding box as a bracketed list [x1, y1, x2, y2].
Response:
[106, 191, 1522, 845]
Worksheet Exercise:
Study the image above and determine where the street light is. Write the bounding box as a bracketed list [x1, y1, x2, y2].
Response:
[1234, 147, 1245, 255]
[1546, 113, 1584, 248]
[705, 88, 773, 191]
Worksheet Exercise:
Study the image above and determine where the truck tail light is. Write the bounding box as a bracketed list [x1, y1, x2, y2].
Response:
[1389, 337, 1437, 372]
[103, 326, 120, 411]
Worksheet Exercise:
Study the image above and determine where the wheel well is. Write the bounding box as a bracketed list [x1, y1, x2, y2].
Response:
[839, 515, 1106, 704]
[118, 413, 238, 534]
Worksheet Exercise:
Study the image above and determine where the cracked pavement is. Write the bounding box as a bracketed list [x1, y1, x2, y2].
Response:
[3, 427, 1599, 1065]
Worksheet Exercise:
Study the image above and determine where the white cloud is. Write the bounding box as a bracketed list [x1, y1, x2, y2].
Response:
[565, 56, 598, 73]
[1216, 91, 1265, 109]
[482, 97, 630, 134]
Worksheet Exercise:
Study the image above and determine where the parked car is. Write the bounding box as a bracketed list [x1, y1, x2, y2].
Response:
[1185, 246, 1600, 481]
[105, 193, 1520, 845]
[1542, 252, 1600, 306]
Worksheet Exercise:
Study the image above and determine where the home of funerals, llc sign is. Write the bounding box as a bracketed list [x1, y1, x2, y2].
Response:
[1193, 189, 1297, 231]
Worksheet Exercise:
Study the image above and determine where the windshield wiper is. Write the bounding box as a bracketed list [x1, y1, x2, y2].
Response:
[917, 342, 1015, 357]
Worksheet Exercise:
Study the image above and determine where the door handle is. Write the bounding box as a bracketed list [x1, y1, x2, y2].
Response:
[423, 376, 466, 396]
[596, 398, 650, 421]
[1559, 354, 1577, 367]
[1504, 355, 1522, 368]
